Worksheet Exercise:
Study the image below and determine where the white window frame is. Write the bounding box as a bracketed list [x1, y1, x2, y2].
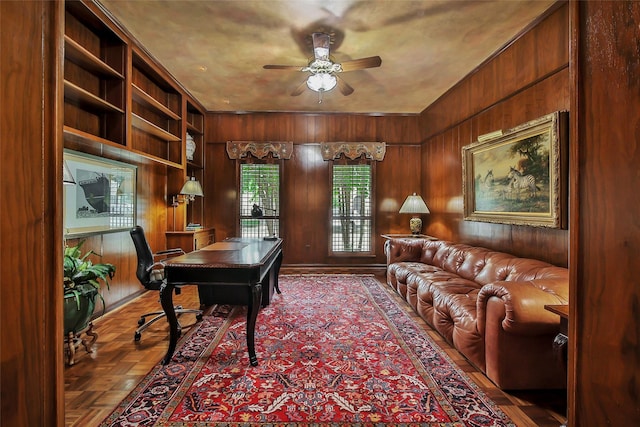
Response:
[329, 161, 374, 255]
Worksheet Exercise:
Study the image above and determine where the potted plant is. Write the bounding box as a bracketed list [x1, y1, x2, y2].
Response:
[63, 240, 116, 335]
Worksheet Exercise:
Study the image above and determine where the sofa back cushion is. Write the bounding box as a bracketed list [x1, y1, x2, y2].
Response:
[419, 239, 565, 286]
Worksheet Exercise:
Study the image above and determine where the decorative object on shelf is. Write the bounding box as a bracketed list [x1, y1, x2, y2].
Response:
[63, 240, 116, 365]
[171, 177, 204, 230]
[63, 150, 137, 237]
[321, 142, 386, 161]
[226, 141, 293, 160]
[462, 111, 567, 228]
[399, 193, 430, 235]
[186, 132, 196, 161]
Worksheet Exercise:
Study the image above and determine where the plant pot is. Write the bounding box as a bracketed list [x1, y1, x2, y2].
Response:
[63, 289, 97, 335]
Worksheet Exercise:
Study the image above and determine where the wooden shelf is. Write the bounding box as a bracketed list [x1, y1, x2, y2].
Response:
[132, 84, 180, 120]
[64, 126, 183, 169]
[131, 113, 181, 142]
[63, 125, 124, 148]
[187, 160, 204, 170]
[64, 80, 124, 114]
[64, 35, 124, 79]
[187, 121, 202, 135]
[186, 101, 204, 135]
[128, 148, 183, 169]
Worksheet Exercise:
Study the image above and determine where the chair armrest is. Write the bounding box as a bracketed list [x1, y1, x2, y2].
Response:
[146, 261, 168, 273]
[477, 279, 568, 335]
[153, 248, 185, 257]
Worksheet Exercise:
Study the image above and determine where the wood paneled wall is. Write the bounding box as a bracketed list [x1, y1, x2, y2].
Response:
[202, 6, 571, 268]
[418, 2, 570, 266]
[1, 2, 64, 425]
[204, 113, 421, 266]
[570, 1, 640, 425]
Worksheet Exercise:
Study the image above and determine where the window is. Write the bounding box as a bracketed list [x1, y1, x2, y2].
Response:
[239, 163, 280, 238]
[331, 163, 373, 254]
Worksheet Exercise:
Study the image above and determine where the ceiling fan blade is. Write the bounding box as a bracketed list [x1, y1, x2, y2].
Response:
[312, 32, 331, 60]
[263, 64, 305, 70]
[290, 79, 308, 96]
[339, 56, 382, 72]
[336, 76, 354, 96]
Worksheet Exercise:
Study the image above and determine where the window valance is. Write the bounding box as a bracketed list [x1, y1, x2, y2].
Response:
[226, 141, 293, 160]
[320, 142, 386, 161]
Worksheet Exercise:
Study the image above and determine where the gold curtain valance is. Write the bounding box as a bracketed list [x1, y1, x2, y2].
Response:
[226, 141, 293, 160]
[320, 142, 386, 161]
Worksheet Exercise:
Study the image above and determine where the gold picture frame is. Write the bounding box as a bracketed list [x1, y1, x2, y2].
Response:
[462, 111, 567, 228]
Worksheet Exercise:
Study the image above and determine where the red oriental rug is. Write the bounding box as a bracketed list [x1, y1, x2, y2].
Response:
[100, 275, 514, 426]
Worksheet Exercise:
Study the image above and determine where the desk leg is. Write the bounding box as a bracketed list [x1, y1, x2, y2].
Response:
[273, 251, 283, 294]
[247, 283, 262, 366]
[160, 283, 180, 365]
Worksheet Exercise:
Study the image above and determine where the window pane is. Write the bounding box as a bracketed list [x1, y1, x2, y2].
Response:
[240, 164, 279, 238]
[331, 164, 372, 253]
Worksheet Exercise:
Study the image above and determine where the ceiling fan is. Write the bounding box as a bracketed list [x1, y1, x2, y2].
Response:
[263, 32, 382, 102]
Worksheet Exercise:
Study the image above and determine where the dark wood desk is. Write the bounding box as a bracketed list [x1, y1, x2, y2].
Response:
[162, 237, 283, 366]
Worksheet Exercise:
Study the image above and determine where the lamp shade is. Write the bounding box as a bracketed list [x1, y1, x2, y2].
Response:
[180, 177, 203, 197]
[399, 193, 429, 214]
[307, 73, 337, 92]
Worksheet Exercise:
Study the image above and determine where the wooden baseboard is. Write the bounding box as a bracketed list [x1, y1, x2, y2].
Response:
[281, 264, 386, 275]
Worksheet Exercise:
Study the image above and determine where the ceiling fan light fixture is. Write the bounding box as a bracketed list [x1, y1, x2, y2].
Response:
[306, 73, 337, 92]
[312, 32, 331, 60]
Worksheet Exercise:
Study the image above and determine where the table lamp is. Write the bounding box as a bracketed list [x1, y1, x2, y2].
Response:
[399, 193, 430, 235]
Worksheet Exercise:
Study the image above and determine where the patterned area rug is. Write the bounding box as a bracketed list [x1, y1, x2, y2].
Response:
[100, 275, 514, 426]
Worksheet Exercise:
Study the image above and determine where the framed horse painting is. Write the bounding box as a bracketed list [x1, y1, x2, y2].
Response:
[462, 111, 567, 228]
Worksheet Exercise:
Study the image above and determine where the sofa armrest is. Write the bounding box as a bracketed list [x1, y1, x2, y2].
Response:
[477, 279, 568, 335]
[385, 238, 425, 265]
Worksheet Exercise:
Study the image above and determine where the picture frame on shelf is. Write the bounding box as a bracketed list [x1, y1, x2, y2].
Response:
[462, 111, 567, 228]
[63, 149, 137, 237]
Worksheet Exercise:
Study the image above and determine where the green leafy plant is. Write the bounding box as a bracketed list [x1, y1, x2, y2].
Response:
[63, 240, 116, 311]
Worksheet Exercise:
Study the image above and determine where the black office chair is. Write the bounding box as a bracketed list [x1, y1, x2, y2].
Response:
[130, 225, 203, 341]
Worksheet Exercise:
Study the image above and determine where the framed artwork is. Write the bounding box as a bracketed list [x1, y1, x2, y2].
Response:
[63, 149, 137, 237]
[462, 111, 567, 228]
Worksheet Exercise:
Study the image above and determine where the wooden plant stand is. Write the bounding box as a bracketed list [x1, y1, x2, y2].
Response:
[64, 322, 98, 366]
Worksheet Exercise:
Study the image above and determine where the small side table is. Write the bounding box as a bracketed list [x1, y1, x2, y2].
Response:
[545, 304, 569, 427]
[545, 304, 569, 367]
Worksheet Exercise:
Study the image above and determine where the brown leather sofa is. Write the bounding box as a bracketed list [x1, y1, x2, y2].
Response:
[385, 237, 568, 390]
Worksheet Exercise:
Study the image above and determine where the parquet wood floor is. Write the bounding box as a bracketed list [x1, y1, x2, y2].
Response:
[64, 270, 567, 426]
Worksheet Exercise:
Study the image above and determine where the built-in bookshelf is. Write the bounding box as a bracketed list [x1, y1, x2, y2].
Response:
[130, 48, 183, 167]
[63, 0, 126, 147]
[62, 0, 207, 232]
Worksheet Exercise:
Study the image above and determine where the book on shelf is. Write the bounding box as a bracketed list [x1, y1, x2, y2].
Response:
[186, 223, 203, 231]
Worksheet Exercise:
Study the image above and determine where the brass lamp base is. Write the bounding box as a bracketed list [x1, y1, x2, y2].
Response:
[409, 216, 422, 234]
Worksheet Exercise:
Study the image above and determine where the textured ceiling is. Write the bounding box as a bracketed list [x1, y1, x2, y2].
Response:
[98, 0, 555, 114]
